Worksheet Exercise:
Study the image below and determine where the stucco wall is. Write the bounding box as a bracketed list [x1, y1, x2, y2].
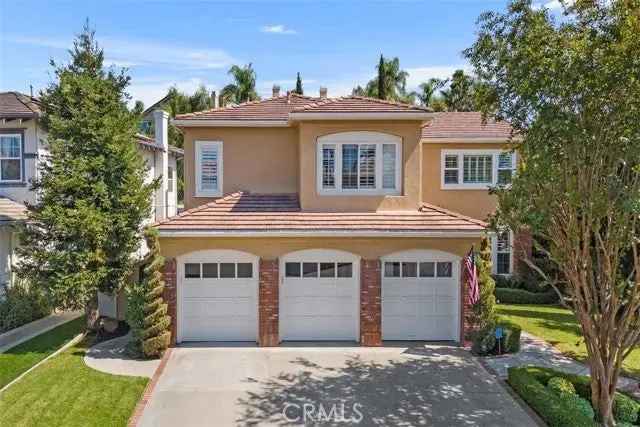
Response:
[298, 120, 424, 212]
[421, 142, 507, 221]
[182, 127, 299, 210]
[159, 235, 481, 261]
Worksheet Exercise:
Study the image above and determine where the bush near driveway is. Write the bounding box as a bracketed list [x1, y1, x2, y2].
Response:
[495, 287, 559, 305]
[0, 316, 84, 388]
[0, 335, 147, 427]
[508, 366, 640, 426]
[471, 317, 521, 355]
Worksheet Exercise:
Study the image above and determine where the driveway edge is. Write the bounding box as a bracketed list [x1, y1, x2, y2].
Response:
[128, 347, 173, 427]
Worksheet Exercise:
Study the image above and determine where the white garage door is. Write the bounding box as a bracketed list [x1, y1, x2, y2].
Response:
[178, 250, 258, 342]
[382, 250, 460, 341]
[280, 249, 359, 341]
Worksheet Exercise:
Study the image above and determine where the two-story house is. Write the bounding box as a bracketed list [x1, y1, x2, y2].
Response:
[155, 88, 524, 347]
[0, 92, 182, 308]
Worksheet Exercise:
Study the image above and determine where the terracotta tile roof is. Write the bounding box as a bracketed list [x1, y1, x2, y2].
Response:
[174, 94, 318, 121]
[292, 96, 430, 114]
[0, 197, 26, 223]
[0, 92, 41, 119]
[136, 134, 183, 157]
[156, 192, 486, 234]
[174, 95, 430, 122]
[421, 112, 513, 140]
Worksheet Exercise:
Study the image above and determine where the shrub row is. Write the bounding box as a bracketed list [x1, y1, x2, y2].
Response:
[495, 287, 559, 304]
[508, 366, 640, 425]
[0, 281, 50, 333]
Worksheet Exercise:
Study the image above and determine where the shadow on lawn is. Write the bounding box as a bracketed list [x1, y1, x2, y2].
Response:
[498, 306, 583, 337]
[236, 345, 525, 426]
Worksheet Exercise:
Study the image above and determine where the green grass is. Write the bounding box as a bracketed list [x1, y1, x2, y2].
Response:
[0, 336, 148, 427]
[497, 304, 640, 378]
[0, 316, 85, 388]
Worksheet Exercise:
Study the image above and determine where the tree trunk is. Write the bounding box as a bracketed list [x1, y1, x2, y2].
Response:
[85, 293, 100, 331]
[591, 367, 616, 426]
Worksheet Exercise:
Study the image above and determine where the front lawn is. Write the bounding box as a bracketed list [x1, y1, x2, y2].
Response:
[0, 316, 85, 388]
[0, 336, 148, 426]
[497, 304, 640, 378]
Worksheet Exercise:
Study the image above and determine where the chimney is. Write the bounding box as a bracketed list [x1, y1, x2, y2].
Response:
[272, 85, 281, 98]
[319, 87, 328, 99]
[153, 110, 170, 221]
[211, 90, 218, 108]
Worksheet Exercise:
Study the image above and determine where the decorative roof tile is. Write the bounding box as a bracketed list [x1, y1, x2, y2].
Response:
[421, 112, 513, 140]
[156, 192, 486, 234]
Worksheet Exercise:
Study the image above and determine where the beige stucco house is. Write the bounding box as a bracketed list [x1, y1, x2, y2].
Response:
[155, 88, 523, 347]
[0, 92, 182, 311]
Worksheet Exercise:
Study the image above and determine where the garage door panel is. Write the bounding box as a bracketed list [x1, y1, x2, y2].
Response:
[383, 297, 435, 317]
[183, 298, 255, 317]
[283, 316, 357, 341]
[283, 296, 356, 316]
[182, 283, 255, 299]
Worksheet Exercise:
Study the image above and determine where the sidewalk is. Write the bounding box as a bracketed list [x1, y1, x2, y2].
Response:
[482, 331, 640, 398]
[0, 310, 83, 353]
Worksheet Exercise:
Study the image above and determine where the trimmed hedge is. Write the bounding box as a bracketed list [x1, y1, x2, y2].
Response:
[495, 287, 559, 304]
[508, 366, 640, 426]
[508, 367, 597, 426]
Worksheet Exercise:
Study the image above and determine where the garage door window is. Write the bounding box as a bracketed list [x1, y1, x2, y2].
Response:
[286, 262, 353, 278]
[184, 262, 253, 279]
[385, 261, 452, 278]
[185, 263, 201, 278]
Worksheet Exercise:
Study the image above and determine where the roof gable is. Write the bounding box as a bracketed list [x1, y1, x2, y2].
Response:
[0, 92, 41, 119]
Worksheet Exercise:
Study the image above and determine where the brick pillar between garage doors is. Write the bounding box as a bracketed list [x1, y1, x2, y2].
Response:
[259, 259, 279, 347]
[162, 258, 177, 346]
[360, 259, 382, 346]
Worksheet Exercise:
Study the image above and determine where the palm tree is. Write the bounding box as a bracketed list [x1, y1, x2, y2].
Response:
[440, 69, 477, 111]
[356, 56, 411, 102]
[413, 78, 446, 107]
[220, 63, 259, 106]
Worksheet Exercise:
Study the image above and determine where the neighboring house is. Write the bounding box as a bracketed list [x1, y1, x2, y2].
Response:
[0, 92, 182, 309]
[155, 88, 526, 347]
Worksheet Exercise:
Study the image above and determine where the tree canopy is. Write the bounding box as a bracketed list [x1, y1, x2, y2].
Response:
[294, 72, 303, 95]
[18, 23, 155, 313]
[220, 63, 259, 106]
[352, 55, 413, 103]
[465, 0, 640, 423]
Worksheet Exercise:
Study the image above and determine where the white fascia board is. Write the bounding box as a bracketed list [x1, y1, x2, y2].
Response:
[172, 119, 290, 127]
[157, 230, 485, 238]
[289, 112, 434, 121]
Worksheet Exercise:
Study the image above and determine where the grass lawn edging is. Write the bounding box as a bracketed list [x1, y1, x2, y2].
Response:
[508, 366, 640, 427]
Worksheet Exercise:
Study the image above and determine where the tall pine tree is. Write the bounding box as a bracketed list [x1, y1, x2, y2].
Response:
[294, 72, 303, 95]
[17, 22, 155, 324]
[377, 54, 386, 100]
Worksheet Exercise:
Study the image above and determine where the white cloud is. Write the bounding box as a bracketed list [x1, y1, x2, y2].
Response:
[260, 25, 297, 35]
[128, 77, 218, 107]
[5, 34, 237, 70]
[533, 0, 572, 11]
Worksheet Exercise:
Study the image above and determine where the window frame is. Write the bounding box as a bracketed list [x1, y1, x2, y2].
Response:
[491, 230, 514, 276]
[195, 140, 223, 198]
[167, 165, 174, 193]
[316, 132, 402, 196]
[0, 133, 23, 183]
[440, 149, 516, 190]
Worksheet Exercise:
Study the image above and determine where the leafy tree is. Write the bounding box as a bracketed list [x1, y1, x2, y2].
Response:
[220, 63, 259, 106]
[465, 0, 640, 423]
[440, 69, 478, 112]
[353, 55, 412, 102]
[17, 23, 155, 325]
[189, 84, 214, 112]
[131, 228, 171, 358]
[413, 78, 446, 107]
[132, 100, 145, 116]
[377, 54, 387, 100]
[294, 72, 303, 95]
[351, 85, 366, 96]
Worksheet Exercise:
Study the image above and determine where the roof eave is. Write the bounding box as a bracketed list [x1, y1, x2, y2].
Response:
[289, 112, 434, 121]
[156, 229, 485, 238]
[421, 137, 515, 144]
[172, 119, 290, 127]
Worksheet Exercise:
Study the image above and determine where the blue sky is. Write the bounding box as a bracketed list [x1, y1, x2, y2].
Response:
[0, 0, 562, 107]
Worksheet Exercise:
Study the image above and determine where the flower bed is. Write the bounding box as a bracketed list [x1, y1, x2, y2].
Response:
[508, 366, 640, 426]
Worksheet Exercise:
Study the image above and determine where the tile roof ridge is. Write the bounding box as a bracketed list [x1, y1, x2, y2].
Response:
[154, 191, 247, 226]
[348, 95, 430, 111]
[419, 202, 488, 227]
[175, 97, 274, 119]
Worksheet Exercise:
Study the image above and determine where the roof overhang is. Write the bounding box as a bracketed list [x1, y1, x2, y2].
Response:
[421, 137, 512, 144]
[289, 112, 434, 121]
[172, 119, 290, 127]
[157, 230, 485, 238]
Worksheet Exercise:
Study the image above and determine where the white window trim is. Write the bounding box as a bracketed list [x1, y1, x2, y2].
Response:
[316, 131, 402, 196]
[440, 149, 516, 190]
[0, 133, 23, 183]
[491, 230, 514, 276]
[195, 140, 223, 198]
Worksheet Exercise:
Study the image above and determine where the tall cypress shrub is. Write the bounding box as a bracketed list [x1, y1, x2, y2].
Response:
[470, 236, 498, 354]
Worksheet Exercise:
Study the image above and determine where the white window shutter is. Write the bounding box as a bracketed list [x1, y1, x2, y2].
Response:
[196, 141, 223, 197]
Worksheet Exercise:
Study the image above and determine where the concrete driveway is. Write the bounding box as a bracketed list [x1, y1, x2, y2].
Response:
[138, 343, 538, 427]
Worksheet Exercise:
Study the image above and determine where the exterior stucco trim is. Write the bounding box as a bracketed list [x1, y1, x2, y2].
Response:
[173, 120, 290, 127]
[157, 230, 486, 238]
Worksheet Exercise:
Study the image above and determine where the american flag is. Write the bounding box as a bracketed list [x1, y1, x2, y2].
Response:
[465, 247, 479, 305]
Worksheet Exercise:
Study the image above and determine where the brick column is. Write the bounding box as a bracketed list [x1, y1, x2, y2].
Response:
[259, 259, 279, 347]
[360, 259, 382, 346]
[162, 258, 177, 346]
[513, 230, 533, 278]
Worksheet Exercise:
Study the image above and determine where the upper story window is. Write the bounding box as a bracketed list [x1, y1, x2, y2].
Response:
[492, 230, 513, 275]
[317, 132, 402, 195]
[167, 166, 174, 193]
[0, 134, 22, 182]
[441, 149, 515, 190]
[195, 140, 223, 197]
